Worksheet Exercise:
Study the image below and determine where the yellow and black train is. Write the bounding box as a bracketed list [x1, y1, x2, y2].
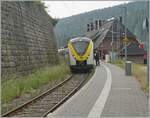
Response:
[68, 37, 94, 72]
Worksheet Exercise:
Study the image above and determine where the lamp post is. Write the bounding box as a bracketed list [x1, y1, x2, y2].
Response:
[117, 17, 120, 59]
[110, 22, 120, 61]
[121, 4, 127, 60]
[142, 1, 149, 86]
[111, 22, 114, 61]
[121, 4, 128, 73]
[124, 4, 127, 62]
[120, 4, 130, 75]
[143, 1, 150, 86]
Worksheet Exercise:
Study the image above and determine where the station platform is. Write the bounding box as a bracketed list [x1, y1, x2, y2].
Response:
[48, 63, 149, 117]
[101, 63, 149, 117]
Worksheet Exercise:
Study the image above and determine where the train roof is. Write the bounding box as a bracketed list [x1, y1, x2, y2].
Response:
[69, 37, 91, 43]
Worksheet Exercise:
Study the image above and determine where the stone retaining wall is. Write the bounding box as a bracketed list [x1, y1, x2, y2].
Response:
[1, 1, 58, 81]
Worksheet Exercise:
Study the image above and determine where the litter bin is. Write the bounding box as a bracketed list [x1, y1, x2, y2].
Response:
[125, 61, 132, 76]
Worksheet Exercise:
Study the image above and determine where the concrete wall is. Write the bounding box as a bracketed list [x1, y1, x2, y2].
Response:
[1, 1, 58, 81]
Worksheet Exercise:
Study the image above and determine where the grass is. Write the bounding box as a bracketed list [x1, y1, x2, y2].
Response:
[1, 62, 70, 103]
[132, 63, 148, 92]
[109, 59, 148, 93]
[109, 59, 124, 68]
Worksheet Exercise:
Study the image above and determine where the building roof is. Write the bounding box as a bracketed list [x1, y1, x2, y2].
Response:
[86, 21, 113, 47]
[119, 43, 146, 56]
[85, 18, 146, 56]
[85, 18, 137, 48]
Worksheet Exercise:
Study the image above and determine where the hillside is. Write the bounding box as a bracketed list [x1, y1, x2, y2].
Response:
[54, 1, 149, 50]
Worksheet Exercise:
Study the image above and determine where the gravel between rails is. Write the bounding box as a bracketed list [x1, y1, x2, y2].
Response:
[2, 73, 91, 117]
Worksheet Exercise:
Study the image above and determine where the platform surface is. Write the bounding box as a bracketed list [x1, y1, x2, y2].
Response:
[49, 65, 107, 117]
[101, 63, 149, 117]
[48, 63, 149, 117]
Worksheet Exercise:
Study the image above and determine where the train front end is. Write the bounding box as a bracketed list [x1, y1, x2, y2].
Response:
[68, 37, 94, 72]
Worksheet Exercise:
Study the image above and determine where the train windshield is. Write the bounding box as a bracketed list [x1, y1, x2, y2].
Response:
[72, 41, 89, 56]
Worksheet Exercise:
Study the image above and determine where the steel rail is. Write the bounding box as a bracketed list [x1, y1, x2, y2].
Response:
[2, 75, 73, 117]
[43, 74, 88, 117]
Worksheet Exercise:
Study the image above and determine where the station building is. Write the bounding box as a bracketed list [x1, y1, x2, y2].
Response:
[85, 17, 146, 63]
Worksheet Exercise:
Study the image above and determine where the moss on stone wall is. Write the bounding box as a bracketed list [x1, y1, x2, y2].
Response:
[1, 1, 58, 82]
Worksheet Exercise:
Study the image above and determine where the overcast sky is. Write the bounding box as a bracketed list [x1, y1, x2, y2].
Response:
[43, 1, 130, 19]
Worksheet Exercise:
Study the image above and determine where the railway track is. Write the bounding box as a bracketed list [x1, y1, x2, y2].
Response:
[2, 74, 90, 117]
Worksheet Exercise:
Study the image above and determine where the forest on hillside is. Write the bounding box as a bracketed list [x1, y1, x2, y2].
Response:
[54, 1, 149, 50]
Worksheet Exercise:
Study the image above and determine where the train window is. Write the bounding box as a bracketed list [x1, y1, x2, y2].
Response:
[72, 41, 89, 55]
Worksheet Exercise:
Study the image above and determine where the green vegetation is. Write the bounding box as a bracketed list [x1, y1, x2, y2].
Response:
[2, 62, 70, 103]
[132, 63, 148, 92]
[110, 59, 148, 93]
[55, 1, 148, 50]
[34, 0, 46, 8]
[109, 59, 124, 68]
[33, 1, 59, 26]
[51, 18, 59, 26]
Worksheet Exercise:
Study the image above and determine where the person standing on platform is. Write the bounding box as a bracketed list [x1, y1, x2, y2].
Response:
[94, 49, 100, 66]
